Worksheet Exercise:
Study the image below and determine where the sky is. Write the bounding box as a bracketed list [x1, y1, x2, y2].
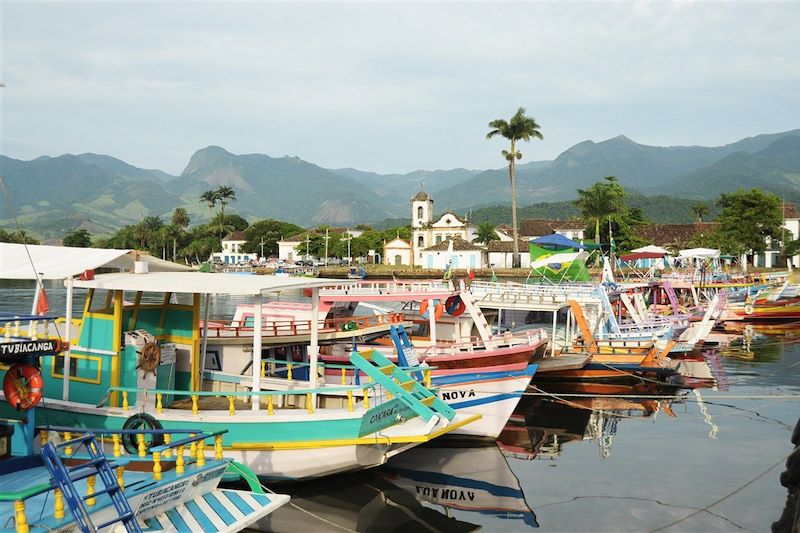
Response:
[1, 1, 799, 176]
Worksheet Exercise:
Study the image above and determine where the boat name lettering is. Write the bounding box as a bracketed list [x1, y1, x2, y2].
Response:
[137, 479, 190, 514]
[439, 389, 476, 401]
[415, 485, 475, 501]
[369, 404, 402, 424]
[0, 340, 59, 356]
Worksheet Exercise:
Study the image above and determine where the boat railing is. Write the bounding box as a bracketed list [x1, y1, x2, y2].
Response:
[201, 312, 406, 338]
[320, 279, 453, 296]
[257, 357, 437, 387]
[3, 427, 232, 531]
[107, 381, 382, 416]
[421, 327, 549, 355]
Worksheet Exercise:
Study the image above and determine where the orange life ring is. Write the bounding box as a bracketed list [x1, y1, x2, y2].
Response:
[445, 295, 467, 317]
[4, 364, 44, 410]
[420, 300, 444, 320]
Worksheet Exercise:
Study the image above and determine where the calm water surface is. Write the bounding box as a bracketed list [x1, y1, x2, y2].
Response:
[2, 280, 798, 532]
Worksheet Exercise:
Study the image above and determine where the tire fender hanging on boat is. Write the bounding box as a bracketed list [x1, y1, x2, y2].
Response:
[121, 413, 164, 454]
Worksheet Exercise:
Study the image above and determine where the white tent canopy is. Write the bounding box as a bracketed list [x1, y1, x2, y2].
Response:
[0, 243, 194, 279]
[678, 247, 721, 259]
[632, 245, 670, 255]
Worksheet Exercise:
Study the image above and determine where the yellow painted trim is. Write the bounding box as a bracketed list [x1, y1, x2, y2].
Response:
[157, 293, 171, 335]
[127, 292, 143, 332]
[82, 289, 94, 320]
[110, 291, 123, 407]
[191, 294, 200, 391]
[229, 414, 482, 450]
[51, 353, 103, 384]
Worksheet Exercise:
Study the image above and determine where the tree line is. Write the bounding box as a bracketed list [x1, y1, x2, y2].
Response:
[2, 108, 796, 264]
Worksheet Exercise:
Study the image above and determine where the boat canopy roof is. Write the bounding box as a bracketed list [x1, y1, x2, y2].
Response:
[72, 271, 352, 295]
[631, 245, 669, 255]
[678, 247, 720, 259]
[619, 251, 666, 261]
[0, 243, 193, 279]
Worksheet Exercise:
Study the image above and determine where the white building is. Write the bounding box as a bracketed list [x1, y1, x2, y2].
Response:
[753, 203, 800, 268]
[420, 236, 484, 270]
[383, 237, 413, 267]
[411, 191, 476, 267]
[211, 231, 254, 265]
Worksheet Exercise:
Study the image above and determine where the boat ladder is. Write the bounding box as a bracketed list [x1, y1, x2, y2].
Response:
[349, 349, 456, 423]
[41, 433, 141, 533]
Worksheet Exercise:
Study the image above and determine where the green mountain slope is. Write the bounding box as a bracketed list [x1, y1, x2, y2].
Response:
[656, 135, 800, 202]
[0, 154, 182, 238]
[167, 146, 399, 226]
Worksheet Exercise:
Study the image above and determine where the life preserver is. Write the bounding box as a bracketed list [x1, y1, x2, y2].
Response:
[303, 288, 313, 298]
[121, 413, 164, 454]
[744, 304, 754, 315]
[137, 342, 161, 376]
[342, 320, 358, 331]
[444, 295, 466, 317]
[3, 364, 43, 410]
[420, 300, 443, 320]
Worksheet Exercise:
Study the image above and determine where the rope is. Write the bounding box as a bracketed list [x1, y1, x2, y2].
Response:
[648, 452, 790, 532]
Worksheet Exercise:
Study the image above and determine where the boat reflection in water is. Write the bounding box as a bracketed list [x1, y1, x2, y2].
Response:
[500, 357, 722, 461]
[254, 469, 480, 532]
[380, 443, 538, 528]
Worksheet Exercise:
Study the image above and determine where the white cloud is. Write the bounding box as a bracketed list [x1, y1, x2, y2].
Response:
[1, 1, 798, 173]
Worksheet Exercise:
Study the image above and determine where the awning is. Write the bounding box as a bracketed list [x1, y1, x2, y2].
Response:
[631, 245, 669, 255]
[72, 272, 353, 296]
[678, 248, 720, 259]
[530, 233, 584, 249]
[619, 251, 666, 262]
[0, 243, 194, 279]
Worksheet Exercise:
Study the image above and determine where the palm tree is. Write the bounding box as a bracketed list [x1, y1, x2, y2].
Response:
[215, 186, 237, 242]
[691, 202, 709, 222]
[200, 190, 219, 221]
[575, 176, 627, 249]
[474, 221, 499, 244]
[486, 108, 543, 268]
[171, 207, 190, 261]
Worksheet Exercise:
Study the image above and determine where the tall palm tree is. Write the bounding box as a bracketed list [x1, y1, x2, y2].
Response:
[486, 108, 543, 268]
[200, 190, 219, 221]
[171, 207, 190, 261]
[215, 186, 237, 242]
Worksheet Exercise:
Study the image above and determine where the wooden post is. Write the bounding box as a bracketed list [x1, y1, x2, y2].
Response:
[215, 435, 223, 460]
[137, 434, 146, 457]
[53, 488, 65, 519]
[176, 445, 185, 474]
[86, 475, 96, 506]
[196, 438, 205, 467]
[13, 500, 28, 533]
[152, 451, 162, 480]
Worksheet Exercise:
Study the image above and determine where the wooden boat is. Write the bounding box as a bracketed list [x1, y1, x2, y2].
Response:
[0, 244, 480, 482]
[0, 338, 289, 532]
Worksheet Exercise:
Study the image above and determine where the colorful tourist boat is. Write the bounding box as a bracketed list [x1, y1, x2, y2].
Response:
[0, 244, 480, 482]
[0, 330, 290, 532]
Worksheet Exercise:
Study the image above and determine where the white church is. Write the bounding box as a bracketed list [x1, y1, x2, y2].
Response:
[383, 190, 480, 268]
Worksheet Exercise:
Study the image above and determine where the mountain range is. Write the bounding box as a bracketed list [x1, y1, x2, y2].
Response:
[1, 129, 799, 238]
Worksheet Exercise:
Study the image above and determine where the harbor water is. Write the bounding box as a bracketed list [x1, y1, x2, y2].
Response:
[2, 280, 798, 532]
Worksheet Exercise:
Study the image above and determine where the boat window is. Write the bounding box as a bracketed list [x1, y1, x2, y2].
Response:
[88, 290, 114, 313]
[53, 354, 102, 384]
